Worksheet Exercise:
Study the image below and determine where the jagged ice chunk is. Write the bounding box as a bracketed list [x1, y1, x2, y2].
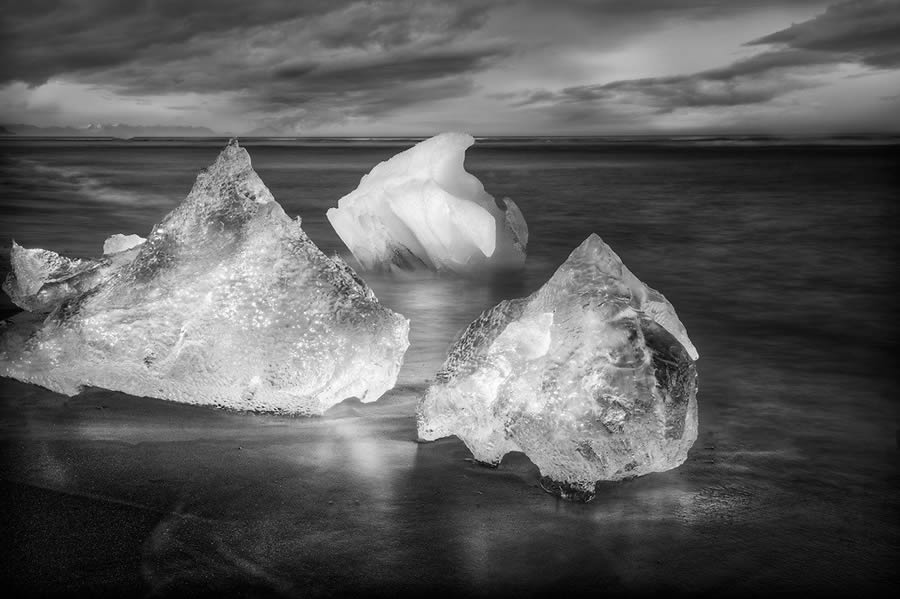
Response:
[103, 233, 146, 255]
[327, 133, 528, 274]
[0, 140, 410, 415]
[417, 234, 699, 501]
[3, 238, 143, 313]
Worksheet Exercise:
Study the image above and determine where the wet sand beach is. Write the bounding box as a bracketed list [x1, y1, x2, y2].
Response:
[1, 331, 897, 597]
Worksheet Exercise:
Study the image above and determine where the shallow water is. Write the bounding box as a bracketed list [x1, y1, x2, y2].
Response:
[2, 140, 896, 381]
[0, 138, 897, 596]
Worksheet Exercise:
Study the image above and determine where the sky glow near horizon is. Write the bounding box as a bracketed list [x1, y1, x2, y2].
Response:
[1, 0, 898, 135]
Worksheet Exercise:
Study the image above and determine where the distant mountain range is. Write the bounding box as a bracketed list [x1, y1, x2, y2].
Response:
[1, 123, 219, 138]
[2, 124, 896, 142]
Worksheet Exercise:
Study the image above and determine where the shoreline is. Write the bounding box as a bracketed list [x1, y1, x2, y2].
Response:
[1, 374, 897, 596]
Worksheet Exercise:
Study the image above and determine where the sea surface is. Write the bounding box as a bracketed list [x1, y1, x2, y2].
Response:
[0, 137, 897, 595]
[1, 138, 897, 382]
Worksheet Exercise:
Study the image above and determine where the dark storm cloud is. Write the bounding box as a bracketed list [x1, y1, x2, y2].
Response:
[84, 40, 507, 96]
[2, 0, 893, 132]
[253, 76, 479, 132]
[0, 0, 337, 85]
[1, 0, 828, 89]
[271, 46, 507, 89]
[517, 0, 900, 117]
[0, 0, 505, 126]
[312, 2, 492, 49]
[747, 0, 900, 67]
[519, 49, 836, 113]
[0, 0, 498, 85]
[241, 47, 501, 125]
[523, 0, 827, 19]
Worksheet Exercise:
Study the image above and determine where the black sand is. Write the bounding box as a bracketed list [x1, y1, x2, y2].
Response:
[1, 347, 897, 598]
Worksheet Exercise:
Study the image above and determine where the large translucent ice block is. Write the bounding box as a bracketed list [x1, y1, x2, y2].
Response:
[0, 140, 410, 415]
[417, 234, 699, 501]
[327, 133, 528, 274]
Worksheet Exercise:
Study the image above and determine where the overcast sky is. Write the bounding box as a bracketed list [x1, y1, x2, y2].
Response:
[1, 0, 898, 135]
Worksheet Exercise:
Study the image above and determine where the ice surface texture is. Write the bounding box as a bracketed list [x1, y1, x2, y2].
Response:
[3, 237, 144, 313]
[327, 133, 528, 274]
[417, 234, 699, 501]
[0, 140, 410, 415]
[103, 233, 145, 255]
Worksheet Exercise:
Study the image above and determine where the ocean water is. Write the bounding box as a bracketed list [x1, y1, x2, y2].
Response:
[1, 138, 896, 382]
[0, 138, 897, 594]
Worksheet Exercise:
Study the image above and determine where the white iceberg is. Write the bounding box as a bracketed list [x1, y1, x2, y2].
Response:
[0, 140, 410, 415]
[103, 233, 145, 255]
[417, 234, 699, 501]
[327, 133, 528, 274]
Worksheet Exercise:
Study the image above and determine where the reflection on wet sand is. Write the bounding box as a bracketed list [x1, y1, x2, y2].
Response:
[361, 270, 530, 385]
[2, 343, 896, 597]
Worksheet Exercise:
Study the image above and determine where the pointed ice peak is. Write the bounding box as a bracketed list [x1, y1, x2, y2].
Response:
[1, 141, 410, 414]
[207, 137, 251, 172]
[563, 233, 626, 274]
[550, 234, 698, 360]
[186, 138, 274, 208]
[576, 232, 609, 253]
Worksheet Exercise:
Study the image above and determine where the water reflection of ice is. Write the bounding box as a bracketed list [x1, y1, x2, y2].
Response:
[306, 416, 418, 498]
[361, 269, 528, 386]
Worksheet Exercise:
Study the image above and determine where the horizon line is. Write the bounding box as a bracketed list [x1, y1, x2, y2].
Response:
[2, 132, 899, 140]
